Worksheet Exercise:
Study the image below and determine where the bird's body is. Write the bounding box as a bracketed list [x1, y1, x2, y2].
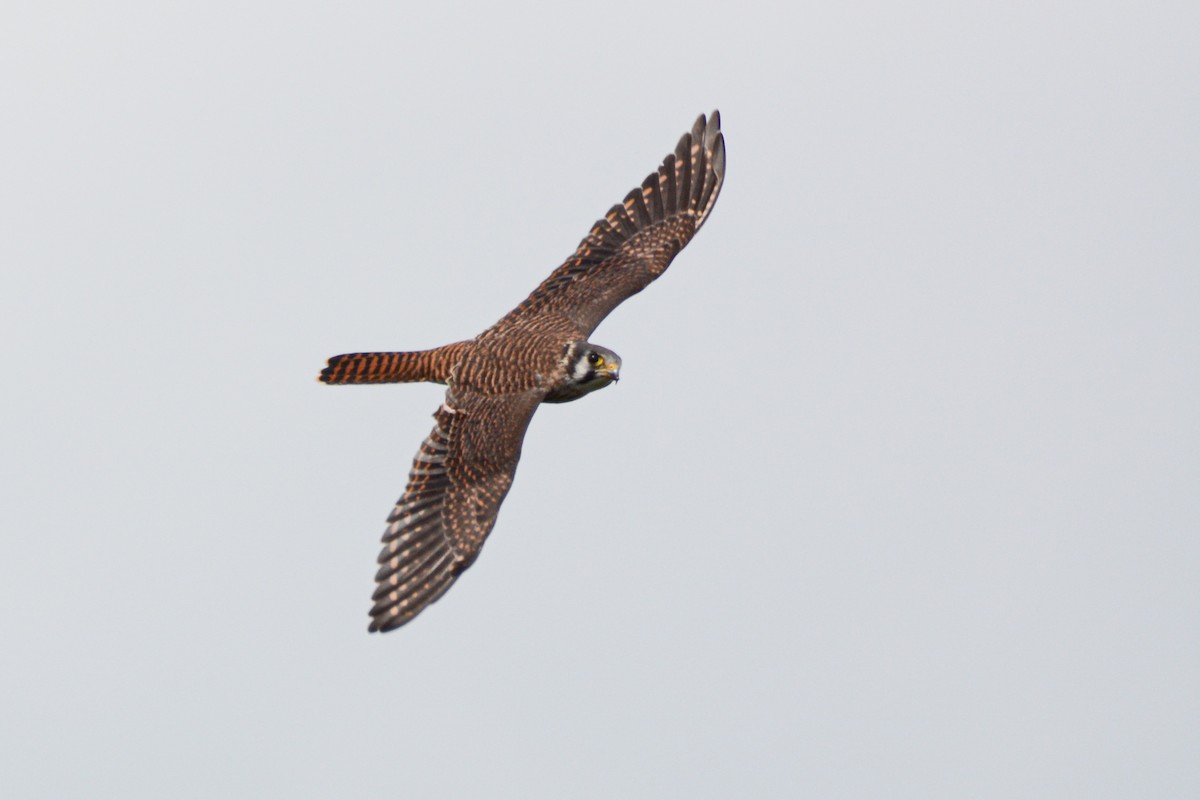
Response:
[320, 112, 725, 632]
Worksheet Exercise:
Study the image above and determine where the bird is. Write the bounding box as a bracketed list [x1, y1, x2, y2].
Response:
[319, 111, 725, 632]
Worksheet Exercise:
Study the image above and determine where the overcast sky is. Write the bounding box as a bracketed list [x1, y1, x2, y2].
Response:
[3, 1, 1198, 797]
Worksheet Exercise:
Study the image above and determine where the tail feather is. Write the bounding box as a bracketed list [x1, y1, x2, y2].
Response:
[318, 342, 468, 385]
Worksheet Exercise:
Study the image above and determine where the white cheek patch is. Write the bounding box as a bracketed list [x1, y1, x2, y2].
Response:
[572, 358, 592, 382]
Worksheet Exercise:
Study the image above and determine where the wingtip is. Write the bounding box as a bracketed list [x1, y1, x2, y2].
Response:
[711, 131, 726, 179]
[368, 613, 404, 633]
[704, 111, 722, 151]
[369, 606, 403, 633]
[369, 618, 405, 634]
[693, 109, 721, 141]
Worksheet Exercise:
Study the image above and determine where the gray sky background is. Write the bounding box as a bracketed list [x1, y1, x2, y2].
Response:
[3, 1, 1197, 797]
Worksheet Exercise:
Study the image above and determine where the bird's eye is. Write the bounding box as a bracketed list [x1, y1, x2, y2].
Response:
[587, 352, 602, 365]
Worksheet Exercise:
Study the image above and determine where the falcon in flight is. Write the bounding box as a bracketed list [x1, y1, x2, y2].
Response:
[320, 111, 726, 632]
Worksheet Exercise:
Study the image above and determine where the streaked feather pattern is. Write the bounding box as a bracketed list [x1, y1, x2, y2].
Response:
[320, 343, 469, 385]
[368, 389, 542, 632]
[494, 111, 725, 337]
[320, 112, 725, 631]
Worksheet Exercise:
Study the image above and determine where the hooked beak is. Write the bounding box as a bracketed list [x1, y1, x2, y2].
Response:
[604, 366, 620, 383]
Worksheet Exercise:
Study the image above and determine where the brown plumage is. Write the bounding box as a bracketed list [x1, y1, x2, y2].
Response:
[320, 111, 726, 632]
[320, 344, 469, 385]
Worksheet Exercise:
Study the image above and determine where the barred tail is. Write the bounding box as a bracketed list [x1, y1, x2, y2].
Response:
[318, 342, 468, 385]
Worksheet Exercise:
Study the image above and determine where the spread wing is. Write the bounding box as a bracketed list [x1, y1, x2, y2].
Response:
[369, 387, 544, 632]
[496, 111, 726, 338]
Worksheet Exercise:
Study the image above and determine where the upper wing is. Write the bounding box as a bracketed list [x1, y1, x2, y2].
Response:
[369, 386, 544, 632]
[495, 111, 725, 338]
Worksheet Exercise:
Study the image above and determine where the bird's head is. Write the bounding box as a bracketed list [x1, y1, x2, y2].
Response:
[566, 342, 622, 394]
